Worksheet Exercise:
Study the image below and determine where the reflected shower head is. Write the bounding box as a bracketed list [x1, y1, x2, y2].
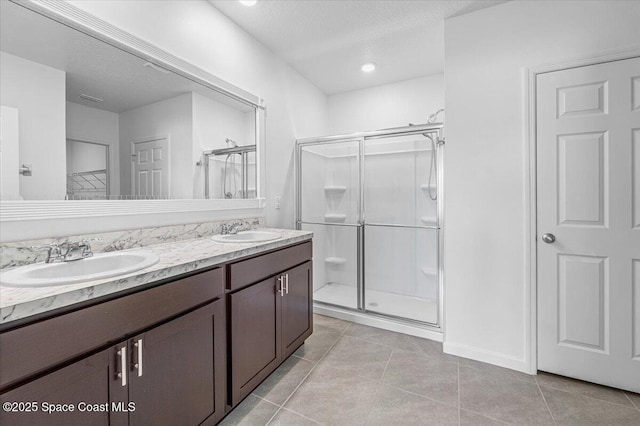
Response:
[427, 108, 444, 123]
[225, 138, 238, 148]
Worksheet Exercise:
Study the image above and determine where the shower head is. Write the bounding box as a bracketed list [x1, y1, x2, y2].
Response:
[225, 138, 238, 148]
[427, 108, 444, 124]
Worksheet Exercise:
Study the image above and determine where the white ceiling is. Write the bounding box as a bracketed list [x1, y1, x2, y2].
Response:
[0, 1, 251, 114]
[209, 0, 508, 95]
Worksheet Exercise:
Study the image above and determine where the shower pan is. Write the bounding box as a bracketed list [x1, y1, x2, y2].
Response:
[295, 123, 444, 329]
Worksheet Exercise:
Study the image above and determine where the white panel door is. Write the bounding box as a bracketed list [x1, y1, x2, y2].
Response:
[131, 137, 169, 199]
[537, 57, 640, 392]
[0, 106, 20, 200]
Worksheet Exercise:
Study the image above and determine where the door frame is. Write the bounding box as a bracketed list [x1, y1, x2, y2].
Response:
[524, 47, 640, 374]
[66, 138, 111, 198]
[130, 135, 171, 199]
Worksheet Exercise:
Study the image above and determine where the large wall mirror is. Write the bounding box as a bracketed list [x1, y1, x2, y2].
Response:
[0, 0, 264, 204]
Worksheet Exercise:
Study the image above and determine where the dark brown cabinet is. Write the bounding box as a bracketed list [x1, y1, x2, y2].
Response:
[1, 299, 225, 426]
[126, 299, 225, 426]
[229, 250, 312, 406]
[0, 267, 225, 426]
[281, 262, 313, 359]
[0, 239, 313, 425]
[0, 350, 115, 426]
[229, 277, 281, 404]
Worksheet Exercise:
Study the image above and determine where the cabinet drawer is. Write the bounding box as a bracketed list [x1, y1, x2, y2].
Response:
[228, 241, 312, 291]
[0, 267, 223, 391]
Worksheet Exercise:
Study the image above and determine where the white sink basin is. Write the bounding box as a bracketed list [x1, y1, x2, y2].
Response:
[0, 251, 160, 287]
[212, 230, 281, 243]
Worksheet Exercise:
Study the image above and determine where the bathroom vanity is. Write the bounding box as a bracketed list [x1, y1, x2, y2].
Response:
[0, 231, 313, 425]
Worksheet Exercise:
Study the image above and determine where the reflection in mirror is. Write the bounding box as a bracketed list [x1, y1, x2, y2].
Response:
[205, 143, 256, 199]
[0, 0, 259, 201]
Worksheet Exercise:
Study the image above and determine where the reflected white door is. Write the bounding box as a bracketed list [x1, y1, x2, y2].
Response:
[0, 106, 20, 200]
[537, 57, 640, 392]
[131, 137, 169, 198]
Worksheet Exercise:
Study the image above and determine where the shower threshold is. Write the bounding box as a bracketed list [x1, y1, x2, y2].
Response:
[313, 282, 438, 324]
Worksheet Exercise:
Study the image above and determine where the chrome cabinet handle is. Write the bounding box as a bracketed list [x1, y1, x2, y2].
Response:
[277, 276, 284, 297]
[285, 274, 289, 294]
[116, 346, 127, 386]
[541, 233, 556, 244]
[134, 339, 143, 377]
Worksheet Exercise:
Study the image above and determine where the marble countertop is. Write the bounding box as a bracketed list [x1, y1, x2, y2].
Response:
[0, 228, 312, 326]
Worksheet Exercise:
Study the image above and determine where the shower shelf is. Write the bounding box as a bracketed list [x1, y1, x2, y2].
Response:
[324, 185, 346, 195]
[420, 184, 436, 192]
[325, 213, 347, 223]
[420, 216, 437, 225]
[325, 257, 347, 265]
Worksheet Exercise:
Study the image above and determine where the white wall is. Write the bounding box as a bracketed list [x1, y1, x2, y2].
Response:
[66, 101, 120, 195]
[0, 52, 66, 200]
[444, 0, 640, 372]
[327, 74, 444, 134]
[0, 106, 20, 200]
[68, 0, 329, 228]
[119, 93, 193, 198]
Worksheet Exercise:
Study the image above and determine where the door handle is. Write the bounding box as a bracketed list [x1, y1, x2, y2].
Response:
[541, 233, 556, 244]
[133, 338, 143, 377]
[285, 274, 289, 295]
[277, 276, 284, 297]
[116, 346, 127, 386]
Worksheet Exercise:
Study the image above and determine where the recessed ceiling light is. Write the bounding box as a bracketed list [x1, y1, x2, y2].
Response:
[239, 0, 257, 6]
[361, 62, 376, 73]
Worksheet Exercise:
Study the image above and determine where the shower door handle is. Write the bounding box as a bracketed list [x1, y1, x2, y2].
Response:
[541, 233, 556, 244]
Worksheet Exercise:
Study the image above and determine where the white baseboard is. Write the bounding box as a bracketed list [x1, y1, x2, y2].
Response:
[443, 341, 530, 373]
[314, 304, 443, 342]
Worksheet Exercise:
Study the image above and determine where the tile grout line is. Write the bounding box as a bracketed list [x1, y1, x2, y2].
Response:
[538, 383, 640, 411]
[360, 348, 396, 426]
[250, 393, 282, 409]
[459, 408, 512, 425]
[537, 372, 640, 409]
[383, 382, 459, 411]
[342, 332, 457, 362]
[265, 321, 354, 425]
[274, 407, 326, 426]
[536, 379, 558, 425]
[457, 362, 536, 385]
[623, 392, 639, 410]
[344, 332, 459, 367]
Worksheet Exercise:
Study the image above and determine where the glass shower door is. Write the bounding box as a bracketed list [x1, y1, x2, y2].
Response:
[363, 133, 439, 325]
[298, 139, 361, 310]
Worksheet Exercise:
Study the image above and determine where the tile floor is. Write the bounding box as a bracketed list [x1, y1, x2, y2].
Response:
[220, 314, 640, 426]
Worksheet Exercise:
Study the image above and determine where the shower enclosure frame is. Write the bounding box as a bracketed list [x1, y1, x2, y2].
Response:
[295, 123, 445, 332]
[203, 144, 256, 199]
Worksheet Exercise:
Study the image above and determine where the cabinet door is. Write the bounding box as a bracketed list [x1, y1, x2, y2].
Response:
[128, 299, 225, 426]
[230, 277, 281, 405]
[0, 349, 118, 426]
[281, 261, 313, 358]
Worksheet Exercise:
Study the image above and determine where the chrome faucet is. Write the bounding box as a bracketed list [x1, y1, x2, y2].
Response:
[31, 243, 64, 263]
[31, 238, 100, 263]
[218, 221, 251, 235]
[63, 239, 96, 261]
[228, 222, 244, 235]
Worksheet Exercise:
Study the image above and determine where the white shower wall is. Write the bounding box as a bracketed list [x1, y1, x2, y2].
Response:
[300, 145, 359, 308]
[363, 138, 437, 300]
